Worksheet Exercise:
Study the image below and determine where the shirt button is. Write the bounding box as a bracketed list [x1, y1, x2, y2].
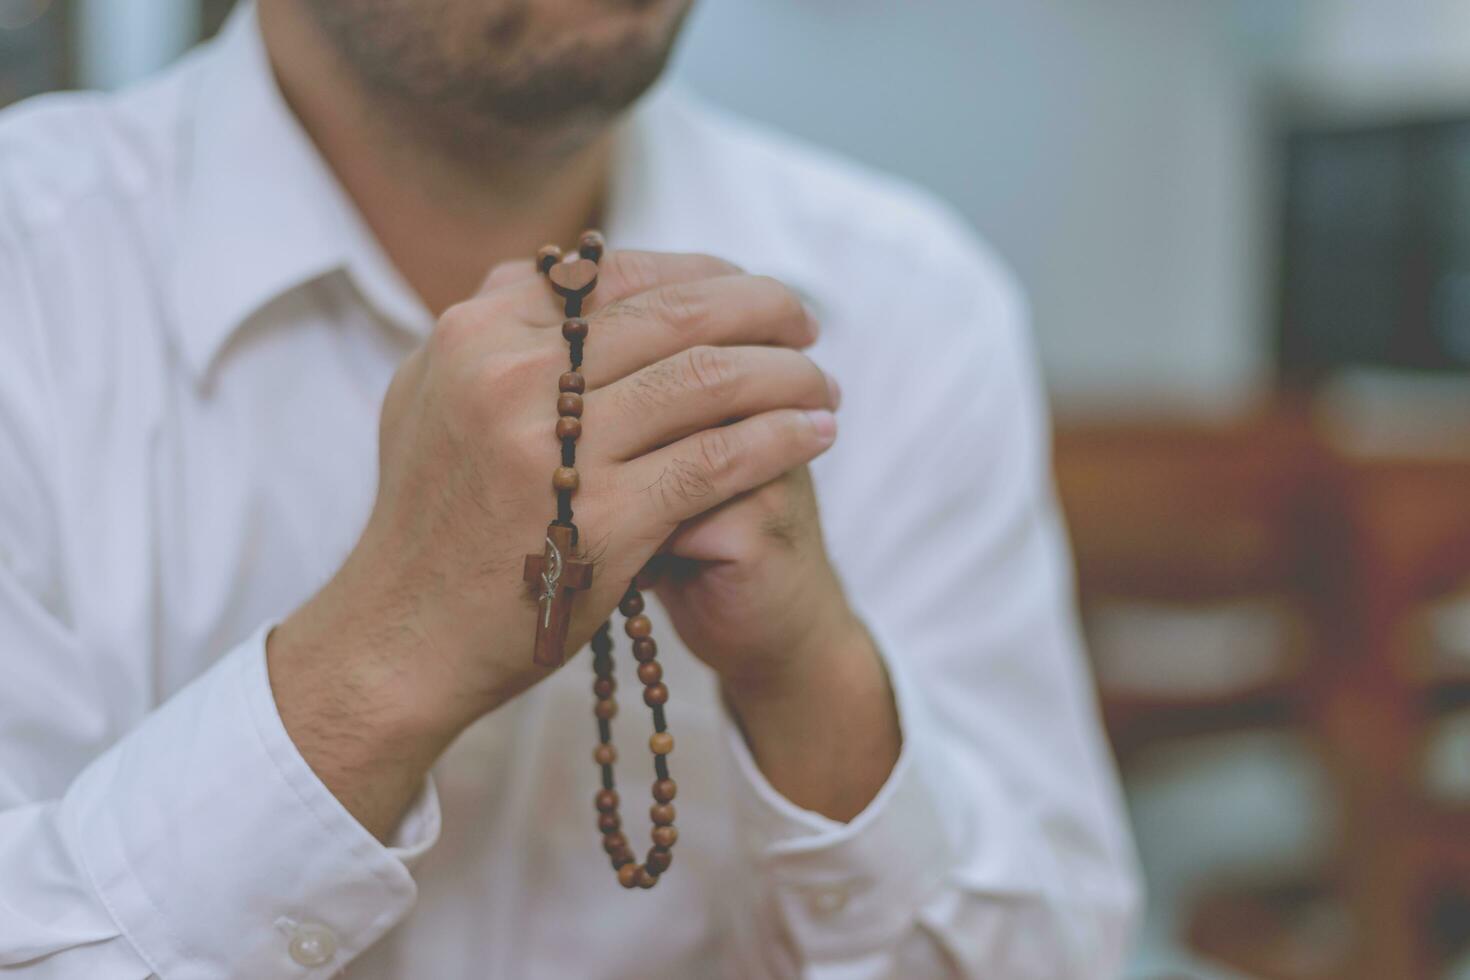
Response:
[287, 921, 338, 967]
[805, 884, 851, 918]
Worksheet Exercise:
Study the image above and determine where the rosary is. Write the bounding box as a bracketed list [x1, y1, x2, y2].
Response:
[522, 231, 678, 890]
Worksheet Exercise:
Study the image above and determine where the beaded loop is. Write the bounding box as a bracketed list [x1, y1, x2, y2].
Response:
[538, 232, 678, 889]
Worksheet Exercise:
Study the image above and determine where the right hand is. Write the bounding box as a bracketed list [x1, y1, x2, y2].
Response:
[267, 251, 838, 831]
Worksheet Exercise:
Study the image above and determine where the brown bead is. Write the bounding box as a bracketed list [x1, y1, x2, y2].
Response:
[602, 831, 628, 855]
[636, 867, 658, 889]
[579, 230, 605, 262]
[594, 698, 618, 720]
[610, 847, 635, 868]
[632, 638, 658, 662]
[649, 732, 674, 756]
[645, 847, 673, 874]
[637, 661, 663, 687]
[595, 789, 619, 812]
[617, 863, 640, 889]
[593, 743, 617, 766]
[597, 811, 620, 834]
[556, 393, 583, 418]
[556, 416, 582, 441]
[536, 244, 562, 273]
[592, 677, 615, 700]
[652, 778, 677, 803]
[625, 615, 652, 639]
[651, 825, 678, 849]
[552, 467, 579, 492]
[619, 592, 645, 617]
[650, 803, 676, 826]
[643, 683, 669, 707]
[562, 317, 589, 341]
[559, 371, 586, 394]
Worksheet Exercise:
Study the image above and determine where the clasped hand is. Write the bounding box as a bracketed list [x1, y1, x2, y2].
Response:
[269, 251, 867, 836]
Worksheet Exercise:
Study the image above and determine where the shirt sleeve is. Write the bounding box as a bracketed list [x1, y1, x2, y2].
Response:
[719, 247, 1142, 979]
[0, 227, 439, 979]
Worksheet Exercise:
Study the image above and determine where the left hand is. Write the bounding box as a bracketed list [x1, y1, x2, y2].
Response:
[652, 463, 866, 693]
[651, 458, 903, 822]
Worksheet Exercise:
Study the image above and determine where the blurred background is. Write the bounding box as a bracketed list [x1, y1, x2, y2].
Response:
[6, 0, 1470, 977]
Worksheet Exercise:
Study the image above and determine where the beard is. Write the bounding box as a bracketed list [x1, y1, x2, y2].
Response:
[300, 0, 693, 161]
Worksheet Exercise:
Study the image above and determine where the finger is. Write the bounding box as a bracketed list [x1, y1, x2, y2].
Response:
[586, 345, 838, 460]
[623, 408, 837, 528]
[477, 259, 539, 295]
[577, 275, 818, 387]
[489, 250, 746, 326]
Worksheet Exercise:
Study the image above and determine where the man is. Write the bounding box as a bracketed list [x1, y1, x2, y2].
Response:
[0, 1, 1139, 977]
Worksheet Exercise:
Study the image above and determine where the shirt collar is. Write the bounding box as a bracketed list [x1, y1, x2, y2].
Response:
[174, 3, 431, 380]
[172, 3, 708, 382]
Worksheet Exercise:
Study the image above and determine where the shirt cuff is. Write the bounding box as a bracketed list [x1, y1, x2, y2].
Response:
[720, 616, 956, 962]
[57, 624, 441, 980]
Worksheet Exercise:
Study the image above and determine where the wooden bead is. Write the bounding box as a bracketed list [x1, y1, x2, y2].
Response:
[646, 847, 673, 874]
[556, 393, 583, 418]
[649, 732, 674, 756]
[637, 661, 663, 686]
[602, 831, 628, 855]
[631, 639, 657, 663]
[594, 698, 618, 720]
[562, 317, 588, 341]
[651, 825, 678, 849]
[636, 867, 658, 889]
[625, 615, 652, 639]
[552, 467, 579, 492]
[556, 416, 582, 441]
[593, 677, 615, 700]
[536, 244, 562, 273]
[643, 683, 668, 707]
[610, 848, 635, 869]
[559, 371, 585, 394]
[617, 863, 640, 889]
[597, 812, 620, 834]
[650, 803, 676, 826]
[595, 789, 619, 812]
[619, 592, 645, 617]
[593, 743, 617, 765]
[653, 778, 677, 803]
[579, 230, 605, 261]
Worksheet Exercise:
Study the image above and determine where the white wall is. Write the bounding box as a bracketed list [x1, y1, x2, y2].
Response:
[671, 0, 1282, 408]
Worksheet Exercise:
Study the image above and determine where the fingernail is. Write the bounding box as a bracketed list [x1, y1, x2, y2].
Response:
[825, 372, 843, 410]
[804, 409, 837, 444]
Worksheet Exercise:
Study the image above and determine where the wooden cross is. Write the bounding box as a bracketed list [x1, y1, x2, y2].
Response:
[523, 523, 593, 667]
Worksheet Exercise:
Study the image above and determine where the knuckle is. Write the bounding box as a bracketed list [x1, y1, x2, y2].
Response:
[604, 250, 661, 297]
[751, 275, 804, 321]
[662, 457, 716, 508]
[682, 345, 734, 398]
[463, 349, 544, 418]
[696, 427, 739, 481]
[653, 282, 705, 330]
[691, 251, 742, 277]
[433, 301, 480, 355]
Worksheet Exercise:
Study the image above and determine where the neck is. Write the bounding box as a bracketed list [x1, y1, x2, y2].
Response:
[258, 1, 614, 316]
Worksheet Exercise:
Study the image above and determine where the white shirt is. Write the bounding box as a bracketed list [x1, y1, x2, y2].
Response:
[0, 7, 1138, 979]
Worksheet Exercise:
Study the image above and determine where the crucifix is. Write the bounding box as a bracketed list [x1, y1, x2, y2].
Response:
[523, 522, 593, 667]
